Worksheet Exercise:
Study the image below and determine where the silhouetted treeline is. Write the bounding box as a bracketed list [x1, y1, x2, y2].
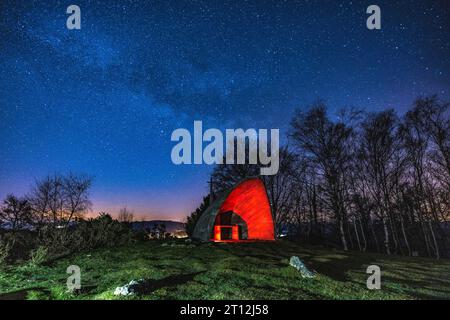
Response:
[0, 173, 134, 265]
[208, 95, 449, 258]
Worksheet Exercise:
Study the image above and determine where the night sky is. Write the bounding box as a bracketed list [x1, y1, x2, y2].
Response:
[1, 0, 449, 221]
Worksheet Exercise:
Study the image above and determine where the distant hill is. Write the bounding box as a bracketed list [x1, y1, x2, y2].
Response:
[131, 220, 185, 233]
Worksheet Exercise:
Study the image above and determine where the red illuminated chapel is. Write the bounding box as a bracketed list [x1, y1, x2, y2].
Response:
[192, 178, 275, 242]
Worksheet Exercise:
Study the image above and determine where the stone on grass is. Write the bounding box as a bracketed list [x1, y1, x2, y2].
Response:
[289, 256, 316, 278]
[113, 279, 142, 296]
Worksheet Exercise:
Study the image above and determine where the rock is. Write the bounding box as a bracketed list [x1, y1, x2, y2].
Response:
[114, 279, 143, 296]
[114, 285, 132, 296]
[289, 256, 316, 278]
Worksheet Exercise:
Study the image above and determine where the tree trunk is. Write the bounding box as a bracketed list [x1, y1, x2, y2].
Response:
[420, 218, 432, 257]
[359, 217, 367, 251]
[353, 219, 362, 251]
[399, 214, 411, 256]
[389, 214, 400, 254]
[370, 220, 380, 252]
[339, 218, 348, 251]
[428, 220, 440, 260]
[382, 215, 391, 255]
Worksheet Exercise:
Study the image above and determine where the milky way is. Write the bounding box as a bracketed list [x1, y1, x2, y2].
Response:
[0, 0, 449, 220]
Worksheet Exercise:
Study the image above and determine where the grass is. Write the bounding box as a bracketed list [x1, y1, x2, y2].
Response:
[0, 240, 449, 300]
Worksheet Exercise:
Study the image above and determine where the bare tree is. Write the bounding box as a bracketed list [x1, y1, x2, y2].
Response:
[0, 194, 32, 234]
[28, 177, 53, 228]
[290, 102, 353, 250]
[413, 96, 449, 180]
[261, 147, 296, 236]
[62, 173, 92, 226]
[399, 99, 450, 259]
[28, 173, 92, 227]
[358, 110, 404, 255]
[117, 207, 134, 223]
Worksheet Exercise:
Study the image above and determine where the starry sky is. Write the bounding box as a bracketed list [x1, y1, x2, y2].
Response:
[0, 0, 449, 221]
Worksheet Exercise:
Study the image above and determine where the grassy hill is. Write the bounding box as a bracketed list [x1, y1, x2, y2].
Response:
[1, 240, 449, 300]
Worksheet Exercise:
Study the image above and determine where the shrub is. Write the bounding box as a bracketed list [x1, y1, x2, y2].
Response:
[0, 231, 37, 264]
[2, 213, 135, 265]
[74, 213, 133, 249]
[0, 240, 11, 268]
[36, 213, 134, 259]
[37, 226, 75, 260]
[29, 246, 49, 266]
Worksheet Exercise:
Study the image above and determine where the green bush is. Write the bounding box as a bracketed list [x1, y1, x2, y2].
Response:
[0, 232, 37, 264]
[29, 246, 49, 266]
[74, 213, 134, 249]
[36, 213, 134, 260]
[0, 240, 11, 268]
[1, 214, 135, 265]
[37, 226, 75, 260]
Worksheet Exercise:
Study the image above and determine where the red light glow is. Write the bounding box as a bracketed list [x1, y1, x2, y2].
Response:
[213, 178, 275, 241]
